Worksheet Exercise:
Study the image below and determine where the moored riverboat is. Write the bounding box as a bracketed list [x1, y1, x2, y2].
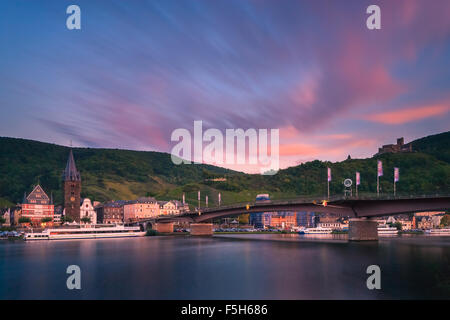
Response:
[298, 227, 333, 234]
[24, 224, 145, 240]
[425, 228, 450, 235]
[377, 225, 398, 236]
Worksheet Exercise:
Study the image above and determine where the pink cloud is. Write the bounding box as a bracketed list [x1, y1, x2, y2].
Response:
[319, 134, 353, 140]
[279, 143, 321, 157]
[365, 103, 450, 125]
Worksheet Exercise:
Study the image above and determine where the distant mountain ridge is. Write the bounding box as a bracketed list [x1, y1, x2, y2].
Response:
[0, 131, 449, 208]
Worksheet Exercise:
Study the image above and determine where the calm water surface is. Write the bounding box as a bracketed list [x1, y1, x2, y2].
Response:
[1, 234, 449, 299]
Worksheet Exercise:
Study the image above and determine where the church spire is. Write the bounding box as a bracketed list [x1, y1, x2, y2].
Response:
[63, 149, 81, 181]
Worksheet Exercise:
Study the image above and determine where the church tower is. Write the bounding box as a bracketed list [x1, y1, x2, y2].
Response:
[63, 149, 81, 222]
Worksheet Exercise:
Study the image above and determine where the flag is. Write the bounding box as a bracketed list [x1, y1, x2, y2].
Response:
[327, 167, 332, 182]
[356, 172, 360, 185]
[394, 167, 399, 182]
[377, 160, 383, 177]
[198, 190, 200, 201]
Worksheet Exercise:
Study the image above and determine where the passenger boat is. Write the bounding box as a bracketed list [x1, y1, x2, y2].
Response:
[377, 225, 398, 235]
[298, 227, 332, 234]
[24, 224, 146, 240]
[425, 228, 450, 235]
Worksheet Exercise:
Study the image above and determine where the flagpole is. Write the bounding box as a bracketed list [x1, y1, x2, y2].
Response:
[394, 180, 396, 197]
[327, 167, 331, 200]
[377, 175, 379, 197]
[356, 171, 360, 198]
[327, 180, 330, 200]
[394, 167, 398, 197]
[377, 160, 382, 197]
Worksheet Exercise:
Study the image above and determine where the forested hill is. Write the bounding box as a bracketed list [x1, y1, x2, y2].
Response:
[0, 131, 449, 208]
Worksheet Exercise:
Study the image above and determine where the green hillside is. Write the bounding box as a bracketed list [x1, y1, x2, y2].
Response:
[0, 131, 449, 208]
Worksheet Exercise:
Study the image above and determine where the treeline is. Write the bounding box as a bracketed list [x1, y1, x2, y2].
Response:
[0, 131, 449, 208]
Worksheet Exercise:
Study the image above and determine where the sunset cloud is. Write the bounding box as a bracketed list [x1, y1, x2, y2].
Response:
[279, 144, 321, 157]
[365, 104, 450, 125]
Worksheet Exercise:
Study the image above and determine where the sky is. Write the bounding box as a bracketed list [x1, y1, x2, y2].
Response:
[0, 0, 449, 173]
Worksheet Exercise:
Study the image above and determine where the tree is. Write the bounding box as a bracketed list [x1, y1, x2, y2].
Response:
[81, 216, 91, 224]
[18, 217, 31, 224]
[393, 222, 403, 231]
[238, 214, 249, 224]
[440, 215, 450, 227]
[0, 217, 6, 225]
[61, 216, 74, 223]
[41, 217, 52, 223]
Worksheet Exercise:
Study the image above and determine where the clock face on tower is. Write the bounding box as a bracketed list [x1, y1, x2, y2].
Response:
[70, 196, 75, 202]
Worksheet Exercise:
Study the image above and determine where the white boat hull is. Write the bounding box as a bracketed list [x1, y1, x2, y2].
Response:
[26, 232, 146, 240]
[25, 225, 147, 241]
[425, 229, 450, 235]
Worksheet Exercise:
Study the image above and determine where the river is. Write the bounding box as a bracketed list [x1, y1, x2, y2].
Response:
[1, 234, 449, 299]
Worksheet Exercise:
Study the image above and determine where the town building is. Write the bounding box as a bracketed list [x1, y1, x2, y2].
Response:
[415, 211, 445, 217]
[80, 198, 97, 224]
[269, 212, 297, 229]
[431, 215, 444, 228]
[418, 217, 433, 230]
[250, 212, 271, 228]
[1, 209, 11, 227]
[250, 211, 316, 229]
[400, 220, 413, 230]
[172, 200, 190, 213]
[54, 206, 63, 224]
[375, 137, 412, 156]
[296, 212, 316, 228]
[7, 206, 21, 226]
[63, 149, 81, 222]
[158, 200, 182, 215]
[95, 200, 126, 224]
[21, 185, 54, 226]
[124, 197, 159, 222]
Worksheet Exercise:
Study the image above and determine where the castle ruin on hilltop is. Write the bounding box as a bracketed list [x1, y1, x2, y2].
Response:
[375, 137, 413, 156]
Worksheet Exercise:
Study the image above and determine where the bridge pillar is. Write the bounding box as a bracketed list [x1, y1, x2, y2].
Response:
[190, 223, 213, 236]
[348, 218, 378, 241]
[155, 222, 174, 233]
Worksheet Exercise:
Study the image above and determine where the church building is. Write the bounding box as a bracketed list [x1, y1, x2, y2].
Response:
[63, 149, 81, 222]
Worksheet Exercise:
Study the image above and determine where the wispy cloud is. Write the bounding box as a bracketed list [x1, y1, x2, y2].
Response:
[365, 103, 450, 125]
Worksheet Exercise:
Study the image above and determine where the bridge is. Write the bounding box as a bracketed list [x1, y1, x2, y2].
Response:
[146, 194, 450, 241]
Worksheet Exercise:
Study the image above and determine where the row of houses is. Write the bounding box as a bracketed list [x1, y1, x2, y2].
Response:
[372, 212, 447, 230]
[96, 197, 189, 224]
[1, 184, 189, 227]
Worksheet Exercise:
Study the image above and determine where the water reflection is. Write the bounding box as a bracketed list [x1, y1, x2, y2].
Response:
[0, 235, 449, 299]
